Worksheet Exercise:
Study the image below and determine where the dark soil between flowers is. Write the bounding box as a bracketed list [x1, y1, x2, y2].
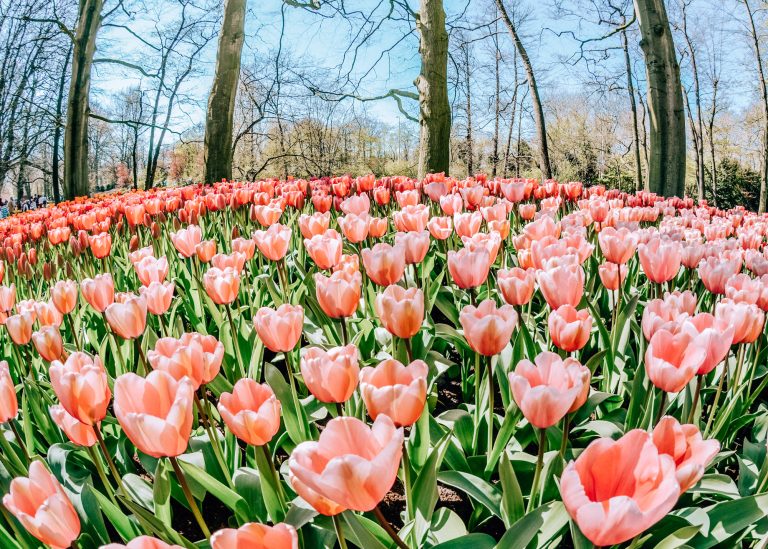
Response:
[173, 496, 232, 540]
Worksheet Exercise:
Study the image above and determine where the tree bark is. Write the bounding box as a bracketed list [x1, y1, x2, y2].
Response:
[492, 27, 501, 178]
[463, 41, 474, 176]
[633, 0, 686, 197]
[743, 0, 768, 212]
[63, 0, 103, 200]
[495, 0, 552, 180]
[621, 26, 644, 191]
[680, 2, 705, 201]
[415, 0, 451, 179]
[706, 77, 719, 206]
[52, 45, 72, 204]
[204, 0, 247, 184]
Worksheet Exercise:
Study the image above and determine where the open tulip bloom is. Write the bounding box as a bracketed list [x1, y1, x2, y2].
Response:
[0, 176, 764, 548]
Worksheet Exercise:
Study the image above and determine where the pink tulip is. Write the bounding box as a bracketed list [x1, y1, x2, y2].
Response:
[375, 285, 424, 339]
[645, 329, 706, 393]
[395, 231, 431, 264]
[49, 405, 97, 447]
[362, 243, 406, 286]
[147, 332, 224, 388]
[105, 295, 147, 340]
[203, 266, 240, 305]
[359, 358, 428, 427]
[681, 313, 734, 375]
[139, 281, 175, 315]
[134, 256, 169, 287]
[211, 523, 298, 549]
[218, 378, 281, 446]
[0, 360, 18, 423]
[102, 536, 184, 549]
[537, 263, 584, 309]
[253, 304, 304, 352]
[652, 416, 719, 492]
[459, 299, 518, 356]
[638, 237, 682, 284]
[304, 229, 343, 270]
[715, 298, 765, 344]
[315, 270, 361, 319]
[51, 280, 78, 315]
[253, 223, 291, 261]
[447, 247, 491, 289]
[171, 224, 202, 258]
[548, 305, 592, 352]
[598, 226, 637, 264]
[6, 311, 34, 345]
[81, 273, 115, 313]
[49, 352, 111, 426]
[498, 267, 535, 306]
[301, 345, 359, 403]
[699, 255, 743, 295]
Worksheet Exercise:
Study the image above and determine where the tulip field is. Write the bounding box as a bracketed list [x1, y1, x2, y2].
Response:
[1, 175, 768, 549]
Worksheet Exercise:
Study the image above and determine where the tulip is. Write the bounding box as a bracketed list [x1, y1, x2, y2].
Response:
[394, 204, 429, 232]
[203, 266, 240, 305]
[510, 352, 590, 429]
[597, 226, 637, 264]
[32, 325, 63, 362]
[368, 216, 388, 238]
[298, 212, 330, 239]
[51, 280, 78, 315]
[598, 262, 628, 290]
[211, 523, 298, 549]
[304, 229, 343, 270]
[232, 237, 256, 260]
[253, 223, 291, 261]
[645, 329, 706, 393]
[6, 311, 34, 345]
[89, 232, 112, 259]
[453, 211, 482, 238]
[460, 299, 517, 356]
[560, 430, 680, 546]
[171, 224, 202, 258]
[218, 378, 281, 446]
[395, 231, 430, 264]
[724, 273, 761, 305]
[211, 251, 247, 273]
[2, 461, 81, 549]
[652, 416, 719, 492]
[301, 345, 359, 404]
[681, 313, 734, 375]
[498, 267, 535, 306]
[340, 193, 370, 215]
[548, 305, 592, 352]
[315, 270, 361, 319]
[715, 298, 765, 345]
[375, 285, 424, 340]
[81, 273, 115, 313]
[49, 352, 111, 426]
[35, 300, 63, 327]
[427, 216, 453, 240]
[699, 255, 743, 295]
[537, 263, 584, 309]
[195, 240, 217, 263]
[338, 213, 370, 243]
[102, 536, 184, 549]
[113, 370, 194, 458]
[147, 332, 224, 388]
[139, 281, 175, 315]
[0, 360, 18, 423]
[253, 304, 304, 353]
[359, 358, 428, 427]
[638, 237, 682, 284]
[447, 247, 491, 289]
[134, 256, 169, 287]
[361, 243, 406, 286]
[288, 415, 403, 512]
[49, 405, 97, 447]
[0, 283, 15, 312]
[105, 295, 148, 340]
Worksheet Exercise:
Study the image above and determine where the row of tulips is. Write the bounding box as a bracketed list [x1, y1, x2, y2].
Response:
[0, 174, 766, 549]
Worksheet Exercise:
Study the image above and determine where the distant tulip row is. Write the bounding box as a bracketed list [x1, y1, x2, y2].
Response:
[0, 174, 765, 549]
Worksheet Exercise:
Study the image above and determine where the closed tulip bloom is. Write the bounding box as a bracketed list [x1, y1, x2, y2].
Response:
[114, 370, 194, 458]
[375, 285, 424, 339]
[49, 405, 97, 447]
[211, 523, 298, 549]
[498, 267, 535, 306]
[537, 263, 585, 309]
[253, 304, 304, 352]
[195, 240, 217, 263]
[288, 415, 403, 512]
[148, 332, 224, 388]
[440, 193, 463, 215]
[715, 298, 765, 344]
[218, 378, 281, 446]
[724, 273, 761, 305]
[368, 216, 388, 238]
[6, 311, 34, 345]
[49, 352, 110, 425]
[203, 266, 240, 305]
[462, 232, 502, 264]
[32, 325, 63, 362]
[34, 300, 62, 328]
[232, 237, 256, 260]
[453, 211, 483, 238]
[395, 230, 431, 264]
[134, 256, 169, 287]
[81, 273, 115, 313]
[128, 247, 154, 265]
[598, 262, 628, 290]
[0, 283, 15, 312]
[171, 224, 202, 258]
[394, 204, 429, 232]
[338, 213, 370, 243]
[698, 255, 743, 295]
[681, 314, 734, 375]
[510, 352, 590, 428]
[652, 416, 719, 492]
[681, 241, 706, 269]
[105, 295, 147, 340]
[333, 253, 360, 274]
[51, 280, 78, 315]
[0, 361, 17, 423]
[340, 193, 370, 215]
[645, 329, 705, 393]
[361, 243, 407, 286]
[89, 232, 112, 259]
[598, 226, 638, 264]
[359, 358, 428, 426]
[315, 270, 361, 318]
[139, 281, 175, 315]
[253, 223, 291, 261]
[638, 237, 682, 284]
[549, 305, 592, 352]
[211, 251, 247, 273]
[560, 430, 680, 546]
[299, 212, 331, 239]
[460, 300, 518, 356]
[301, 345, 359, 403]
[102, 536, 184, 549]
[447, 247, 491, 289]
[2, 461, 81, 549]
[304, 229, 343, 270]
[428, 216, 453, 240]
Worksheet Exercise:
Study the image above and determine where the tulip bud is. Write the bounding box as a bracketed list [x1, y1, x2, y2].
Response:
[143, 213, 152, 227]
[77, 230, 89, 250]
[151, 222, 161, 239]
[173, 216, 182, 230]
[69, 236, 81, 257]
[189, 210, 199, 225]
[129, 235, 139, 252]
[157, 211, 166, 224]
[43, 262, 53, 281]
[249, 204, 258, 222]
[232, 226, 240, 239]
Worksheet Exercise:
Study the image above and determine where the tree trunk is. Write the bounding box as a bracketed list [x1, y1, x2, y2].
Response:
[52, 45, 72, 204]
[621, 27, 644, 191]
[204, 0, 247, 184]
[633, 0, 686, 197]
[680, 4, 705, 201]
[415, 0, 451, 179]
[743, 0, 768, 212]
[492, 26, 501, 178]
[63, 0, 103, 200]
[706, 77, 719, 206]
[463, 42, 474, 176]
[495, 0, 552, 180]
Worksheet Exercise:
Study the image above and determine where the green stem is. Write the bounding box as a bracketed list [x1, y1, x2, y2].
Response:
[528, 428, 547, 512]
[332, 514, 349, 549]
[95, 425, 124, 493]
[402, 442, 414, 528]
[404, 337, 414, 363]
[260, 444, 287, 513]
[373, 505, 409, 549]
[66, 313, 80, 350]
[169, 456, 211, 540]
[705, 358, 729, 437]
[687, 376, 703, 425]
[194, 394, 233, 488]
[655, 391, 667, 425]
[225, 304, 245, 378]
[87, 444, 117, 505]
[560, 414, 571, 457]
[8, 421, 30, 463]
[487, 355, 495, 456]
[0, 425, 27, 474]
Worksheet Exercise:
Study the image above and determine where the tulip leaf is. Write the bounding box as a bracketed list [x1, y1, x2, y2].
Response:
[412, 431, 452, 544]
[265, 362, 310, 445]
[89, 486, 142, 542]
[683, 493, 768, 548]
[428, 507, 468, 545]
[342, 511, 390, 549]
[253, 445, 287, 523]
[655, 525, 701, 549]
[233, 467, 268, 522]
[178, 458, 250, 523]
[434, 533, 497, 549]
[494, 501, 568, 549]
[499, 452, 524, 527]
[437, 471, 502, 518]
[153, 459, 172, 527]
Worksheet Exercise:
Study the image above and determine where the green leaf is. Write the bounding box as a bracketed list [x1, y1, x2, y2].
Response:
[656, 526, 701, 549]
[494, 501, 568, 549]
[437, 471, 502, 518]
[178, 458, 249, 523]
[153, 460, 172, 527]
[233, 467, 268, 522]
[265, 363, 310, 445]
[685, 493, 768, 548]
[428, 508, 467, 545]
[254, 445, 287, 523]
[89, 486, 142, 542]
[499, 452, 524, 527]
[434, 533, 496, 549]
[342, 511, 390, 549]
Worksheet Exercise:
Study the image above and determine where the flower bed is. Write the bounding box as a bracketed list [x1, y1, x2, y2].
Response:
[0, 175, 766, 549]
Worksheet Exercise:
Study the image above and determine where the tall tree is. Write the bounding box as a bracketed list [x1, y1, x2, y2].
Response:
[52, 44, 72, 204]
[204, 0, 246, 184]
[621, 24, 644, 191]
[415, 0, 451, 178]
[495, 0, 552, 179]
[64, 0, 103, 199]
[633, 0, 686, 197]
